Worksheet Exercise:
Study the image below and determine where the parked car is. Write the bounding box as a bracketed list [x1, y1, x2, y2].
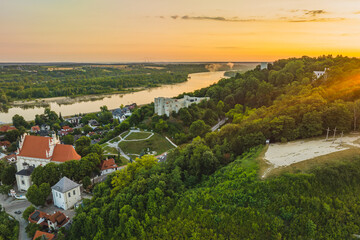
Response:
[14, 210, 21, 214]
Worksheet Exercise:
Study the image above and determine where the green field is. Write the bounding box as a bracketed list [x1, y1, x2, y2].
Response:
[109, 137, 120, 143]
[120, 131, 129, 138]
[102, 145, 118, 154]
[125, 131, 152, 140]
[119, 133, 174, 155]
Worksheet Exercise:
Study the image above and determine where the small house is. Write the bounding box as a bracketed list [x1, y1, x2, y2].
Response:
[100, 158, 124, 175]
[31, 126, 40, 133]
[52, 177, 81, 210]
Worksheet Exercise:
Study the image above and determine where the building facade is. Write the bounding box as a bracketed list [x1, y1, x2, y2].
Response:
[52, 177, 82, 210]
[154, 95, 210, 117]
[15, 134, 81, 191]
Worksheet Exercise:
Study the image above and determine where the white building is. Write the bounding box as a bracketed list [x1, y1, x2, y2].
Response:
[52, 177, 82, 210]
[154, 95, 210, 117]
[260, 62, 268, 70]
[313, 68, 328, 79]
[15, 134, 81, 191]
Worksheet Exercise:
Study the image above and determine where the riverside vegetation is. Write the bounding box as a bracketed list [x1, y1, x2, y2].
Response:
[65, 55, 360, 239]
[0, 63, 208, 111]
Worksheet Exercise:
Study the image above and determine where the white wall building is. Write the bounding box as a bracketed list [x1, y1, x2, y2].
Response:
[260, 62, 268, 70]
[154, 95, 210, 117]
[52, 177, 82, 210]
[15, 134, 81, 191]
[313, 68, 329, 79]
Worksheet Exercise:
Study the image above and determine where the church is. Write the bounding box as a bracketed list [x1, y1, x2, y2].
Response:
[15, 134, 81, 191]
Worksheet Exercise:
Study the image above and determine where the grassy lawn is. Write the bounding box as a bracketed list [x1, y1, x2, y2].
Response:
[125, 131, 152, 140]
[120, 131, 129, 138]
[119, 133, 174, 155]
[103, 145, 118, 154]
[115, 156, 129, 166]
[109, 137, 120, 143]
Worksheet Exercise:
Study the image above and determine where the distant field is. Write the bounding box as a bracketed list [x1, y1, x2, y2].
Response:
[119, 133, 174, 155]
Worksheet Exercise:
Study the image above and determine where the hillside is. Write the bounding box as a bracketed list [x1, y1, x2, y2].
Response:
[67, 55, 360, 239]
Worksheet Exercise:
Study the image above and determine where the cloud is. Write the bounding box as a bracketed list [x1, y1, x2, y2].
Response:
[166, 10, 344, 23]
[304, 10, 328, 16]
[286, 17, 345, 23]
[179, 15, 258, 22]
[354, 11, 360, 14]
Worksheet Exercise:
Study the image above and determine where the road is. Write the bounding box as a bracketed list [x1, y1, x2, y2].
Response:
[0, 194, 31, 240]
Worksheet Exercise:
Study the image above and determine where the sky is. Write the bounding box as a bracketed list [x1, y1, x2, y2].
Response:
[1, 0, 360, 62]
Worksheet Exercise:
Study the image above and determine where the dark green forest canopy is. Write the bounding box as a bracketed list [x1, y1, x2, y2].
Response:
[69, 148, 360, 239]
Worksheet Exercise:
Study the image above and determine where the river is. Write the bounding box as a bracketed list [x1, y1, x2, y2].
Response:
[0, 71, 227, 123]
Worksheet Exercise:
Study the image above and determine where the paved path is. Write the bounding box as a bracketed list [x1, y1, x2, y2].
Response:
[211, 118, 228, 132]
[165, 137, 178, 148]
[0, 194, 31, 240]
[104, 129, 155, 160]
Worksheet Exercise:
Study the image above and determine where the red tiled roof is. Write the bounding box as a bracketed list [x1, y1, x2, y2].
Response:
[0, 125, 16, 132]
[18, 135, 52, 159]
[0, 141, 10, 147]
[28, 210, 50, 224]
[33, 231, 55, 240]
[51, 144, 81, 162]
[29, 210, 69, 229]
[18, 135, 81, 162]
[62, 126, 73, 131]
[31, 126, 40, 131]
[100, 158, 118, 171]
[48, 211, 69, 227]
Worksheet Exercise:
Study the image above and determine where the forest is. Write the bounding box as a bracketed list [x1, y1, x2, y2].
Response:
[0, 63, 207, 105]
[65, 55, 360, 239]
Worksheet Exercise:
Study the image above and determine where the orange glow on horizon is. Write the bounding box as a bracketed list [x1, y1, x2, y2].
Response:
[1, 0, 360, 62]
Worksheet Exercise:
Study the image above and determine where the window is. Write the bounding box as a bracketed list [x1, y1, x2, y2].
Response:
[73, 190, 76, 195]
[59, 194, 61, 198]
[68, 192, 71, 197]
[21, 180, 25, 185]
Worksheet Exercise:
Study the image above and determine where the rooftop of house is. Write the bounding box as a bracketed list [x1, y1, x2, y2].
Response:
[52, 176, 80, 193]
[29, 210, 70, 229]
[0, 125, 17, 132]
[100, 158, 118, 171]
[31, 125, 40, 131]
[62, 126, 73, 131]
[0, 141, 10, 147]
[33, 230, 55, 240]
[16, 166, 35, 176]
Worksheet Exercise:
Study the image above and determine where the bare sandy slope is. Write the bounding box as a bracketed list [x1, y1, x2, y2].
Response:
[264, 134, 360, 169]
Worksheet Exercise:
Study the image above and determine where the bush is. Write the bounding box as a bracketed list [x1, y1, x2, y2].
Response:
[22, 205, 36, 220]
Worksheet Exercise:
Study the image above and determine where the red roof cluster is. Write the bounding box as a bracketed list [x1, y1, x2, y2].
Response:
[0, 125, 16, 132]
[100, 158, 118, 171]
[33, 231, 55, 240]
[17, 135, 81, 162]
[31, 125, 40, 132]
[29, 210, 70, 228]
[62, 126, 73, 131]
[0, 141, 10, 147]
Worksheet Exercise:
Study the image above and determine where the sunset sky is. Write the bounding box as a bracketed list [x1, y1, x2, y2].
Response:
[1, 0, 360, 62]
